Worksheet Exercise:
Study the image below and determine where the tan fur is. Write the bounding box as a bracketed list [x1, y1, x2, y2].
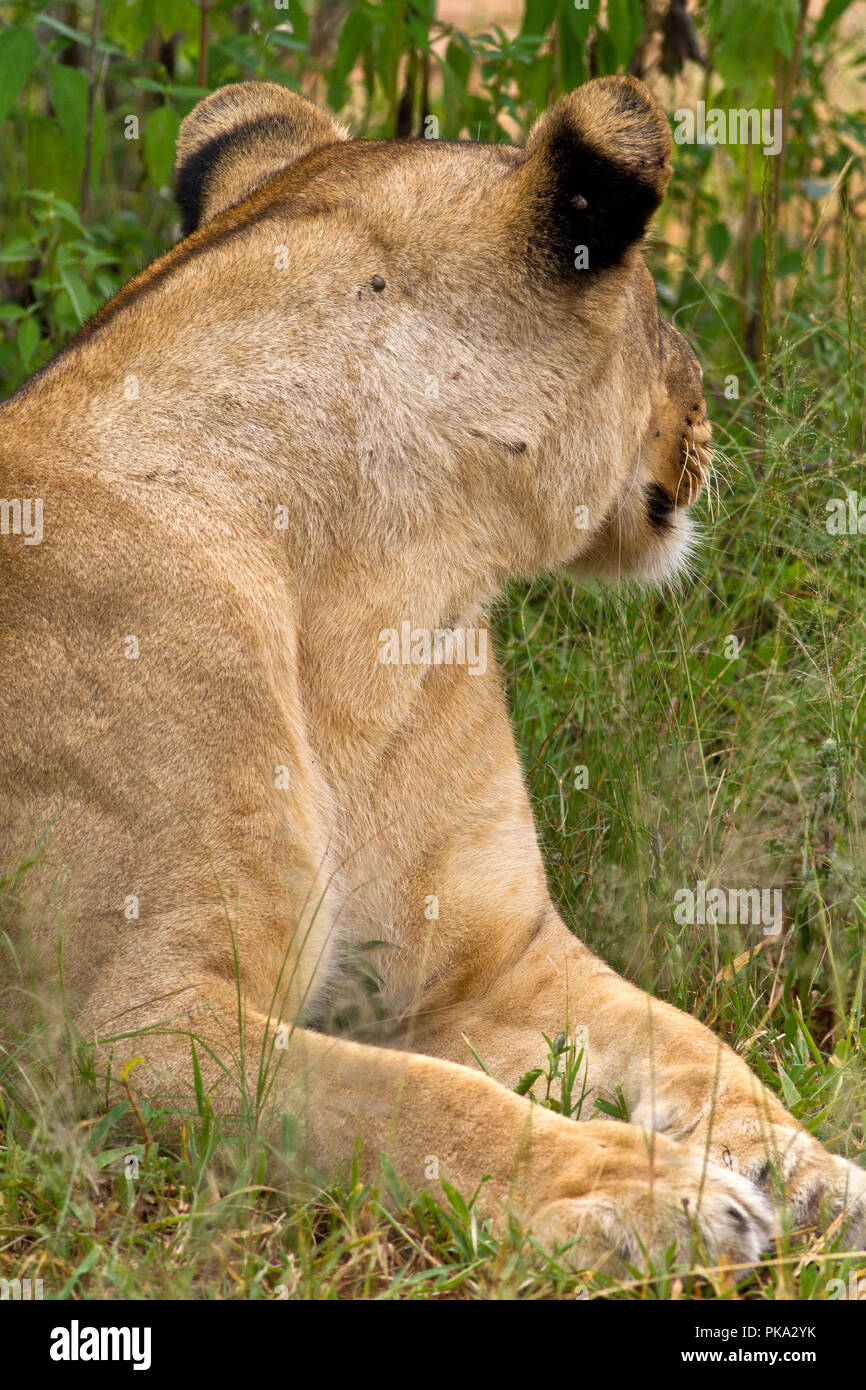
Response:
[1, 77, 862, 1272]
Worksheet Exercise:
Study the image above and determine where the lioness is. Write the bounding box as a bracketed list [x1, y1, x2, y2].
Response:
[1, 75, 863, 1272]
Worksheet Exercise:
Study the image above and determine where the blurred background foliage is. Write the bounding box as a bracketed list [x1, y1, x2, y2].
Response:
[0, 0, 863, 392]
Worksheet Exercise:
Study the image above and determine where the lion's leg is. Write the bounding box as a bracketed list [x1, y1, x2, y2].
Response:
[102, 980, 771, 1271]
[343, 655, 862, 1245]
[404, 908, 866, 1244]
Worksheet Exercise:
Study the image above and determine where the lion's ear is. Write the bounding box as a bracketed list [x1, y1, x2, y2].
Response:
[174, 82, 347, 237]
[516, 75, 672, 277]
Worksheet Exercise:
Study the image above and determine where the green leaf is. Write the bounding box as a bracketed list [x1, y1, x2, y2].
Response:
[406, 11, 433, 51]
[516, 51, 554, 116]
[36, 11, 125, 57]
[288, 0, 310, 48]
[190, 1037, 205, 1114]
[514, 1067, 544, 1095]
[58, 262, 98, 324]
[329, 7, 372, 91]
[444, 35, 472, 88]
[88, 1100, 132, 1149]
[25, 190, 84, 229]
[778, 248, 802, 276]
[144, 104, 180, 188]
[593, 27, 619, 76]
[460, 1034, 492, 1075]
[707, 220, 731, 265]
[59, 1245, 101, 1298]
[0, 238, 39, 264]
[711, 1, 780, 97]
[0, 25, 39, 127]
[771, 2, 795, 58]
[606, 0, 644, 70]
[103, 0, 157, 57]
[558, 0, 586, 88]
[17, 316, 39, 368]
[594, 1095, 626, 1119]
[155, 0, 195, 38]
[440, 1177, 471, 1224]
[91, 1145, 139, 1171]
[379, 1152, 408, 1206]
[777, 1064, 801, 1110]
[815, 0, 856, 43]
[520, 0, 557, 37]
[49, 64, 90, 150]
[25, 115, 81, 203]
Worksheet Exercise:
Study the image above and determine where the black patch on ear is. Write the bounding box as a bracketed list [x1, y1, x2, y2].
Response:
[175, 115, 289, 238]
[528, 113, 665, 277]
[646, 482, 674, 529]
[176, 126, 245, 237]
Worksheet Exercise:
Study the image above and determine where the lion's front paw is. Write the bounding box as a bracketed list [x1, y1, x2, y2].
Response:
[803, 1150, 866, 1245]
[696, 1124, 866, 1249]
[529, 1153, 773, 1274]
[765, 1137, 866, 1246]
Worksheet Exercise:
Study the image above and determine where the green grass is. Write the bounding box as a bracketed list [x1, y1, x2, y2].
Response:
[2, 272, 866, 1300]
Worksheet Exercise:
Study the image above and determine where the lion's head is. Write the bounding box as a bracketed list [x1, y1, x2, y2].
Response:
[171, 75, 709, 590]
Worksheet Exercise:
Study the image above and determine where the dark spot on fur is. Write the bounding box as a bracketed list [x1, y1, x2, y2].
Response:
[510, 908, 548, 966]
[646, 481, 674, 529]
[371, 275, 386, 291]
[469, 428, 527, 455]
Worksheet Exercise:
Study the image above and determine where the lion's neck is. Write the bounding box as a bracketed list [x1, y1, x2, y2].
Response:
[287, 547, 495, 789]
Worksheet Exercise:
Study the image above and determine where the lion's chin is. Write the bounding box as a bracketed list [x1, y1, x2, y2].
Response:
[566, 511, 699, 592]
